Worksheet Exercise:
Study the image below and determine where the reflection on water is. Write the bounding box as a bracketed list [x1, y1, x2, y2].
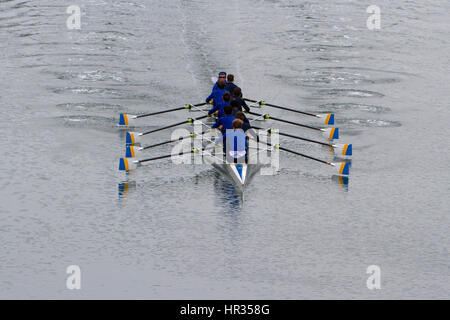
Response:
[212, 172, 243, 209]
[331, 175, 349, 192]
[118, 180, 136, 200]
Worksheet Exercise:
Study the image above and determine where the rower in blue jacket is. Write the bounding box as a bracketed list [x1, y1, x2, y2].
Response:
[208, 92, 231, 118]
[215, 118, 248, 164]
[206, 72, 228, 106]
[212, 105, 235, 134]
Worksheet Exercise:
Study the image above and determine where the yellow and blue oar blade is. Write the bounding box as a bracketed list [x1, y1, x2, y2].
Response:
[316, 113, 335, 125]
[332, 143, 352, 156]
[119, 113, 137, 126]
[125, 145, 144, 158]
[330, 162, 350, 175]
[126, 131, 142, 145]
[119, 158, 139, 171]
[321, 127, 339, 140]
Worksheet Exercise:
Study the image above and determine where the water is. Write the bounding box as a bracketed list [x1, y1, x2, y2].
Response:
[0, 0, 448, 299]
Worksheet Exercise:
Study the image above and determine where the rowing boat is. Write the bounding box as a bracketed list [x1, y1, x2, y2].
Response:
[118, 94, 352, 190]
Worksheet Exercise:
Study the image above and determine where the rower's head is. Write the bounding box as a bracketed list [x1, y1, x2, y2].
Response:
[232, 119, 243, 129]
[222, 92, 231, 102]
[235, 111, 245, 121]
[218, 71, 227, 80]
[224, 105, 233, 116]
[218, 72, 227, 86]
[217, 77, 226, 88]
[227, 74, 234, 83]
[232, 87, 242, 98]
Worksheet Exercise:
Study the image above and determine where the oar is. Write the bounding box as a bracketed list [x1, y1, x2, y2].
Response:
[119, 147, 207, 171]
[254, 139, 350, 176]
[244, 98, 335, 125]
[252, 126, 352, 156]
[119, 102, 207, 125]
[126, 115, 208, 145]
[248, 111, 339, 140]
[125, 130, 213, 157]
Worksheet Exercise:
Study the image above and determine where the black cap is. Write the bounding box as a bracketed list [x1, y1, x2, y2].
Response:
[218, 72, 227, 78]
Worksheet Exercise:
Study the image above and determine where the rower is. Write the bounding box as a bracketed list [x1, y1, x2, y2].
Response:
[215, 119, 248, 164]
[225, 74, 238, 95]
[212, 104, 235, 134]
[206, 72, 228, 106]
[208, 92, 231, 118]
[234, 111, 250, 132]
[231, 87, 250, 113]
[235, 111, 258, 140]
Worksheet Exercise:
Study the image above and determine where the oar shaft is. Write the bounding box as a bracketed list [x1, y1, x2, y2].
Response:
[278, 131, 330, 147]
[136, 106, 184, 118]
[249, 112, 321, 131]
[270, 116, 320, 131]
[136, 102, 206, 118]
[139, 147, 205, 163]
[278, 146, 329, 165]
[252, 138, 330, 165]
[141, 115, 207, 136]
[139, 153, 174, 163]
[252, 126, 331, 147]
[142, 130, 208, 150]
[141, 120, 187, 136]
[244, 98, 316, 117]
[142, 137, 186, 150]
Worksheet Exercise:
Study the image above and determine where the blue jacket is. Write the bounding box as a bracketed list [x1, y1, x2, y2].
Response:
[208, 101, 230, 118]
[212, 115, 235, 133]
[206, 83, 229, 106]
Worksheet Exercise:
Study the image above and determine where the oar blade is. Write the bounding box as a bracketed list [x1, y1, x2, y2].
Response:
[333, 143, 352, 156]
[119, 113, 136, 126]
[119, 158, 139, 171]
[126, 132, 142, 145]
[125, 146, 144, 158]
[332, 162, 350, 176]
[322, 127, 339, 140]
[317, 113, 335, 125]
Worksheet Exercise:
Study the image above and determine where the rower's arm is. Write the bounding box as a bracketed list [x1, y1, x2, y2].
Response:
[206, 91, 215, 104]
[211, 118, 221, 129]
[208, 104, 220, 115]
[242, 99, 250, 112]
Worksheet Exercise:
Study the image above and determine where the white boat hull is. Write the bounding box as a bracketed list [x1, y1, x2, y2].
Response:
[211, 163, 260, 189]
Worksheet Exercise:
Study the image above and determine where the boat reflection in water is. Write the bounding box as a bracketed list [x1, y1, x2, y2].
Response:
[331, 175, 349, 192]
[118, 180, 136, 201]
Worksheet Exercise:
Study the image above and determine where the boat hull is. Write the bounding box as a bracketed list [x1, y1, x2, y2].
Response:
[211, 163, 260, 189]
